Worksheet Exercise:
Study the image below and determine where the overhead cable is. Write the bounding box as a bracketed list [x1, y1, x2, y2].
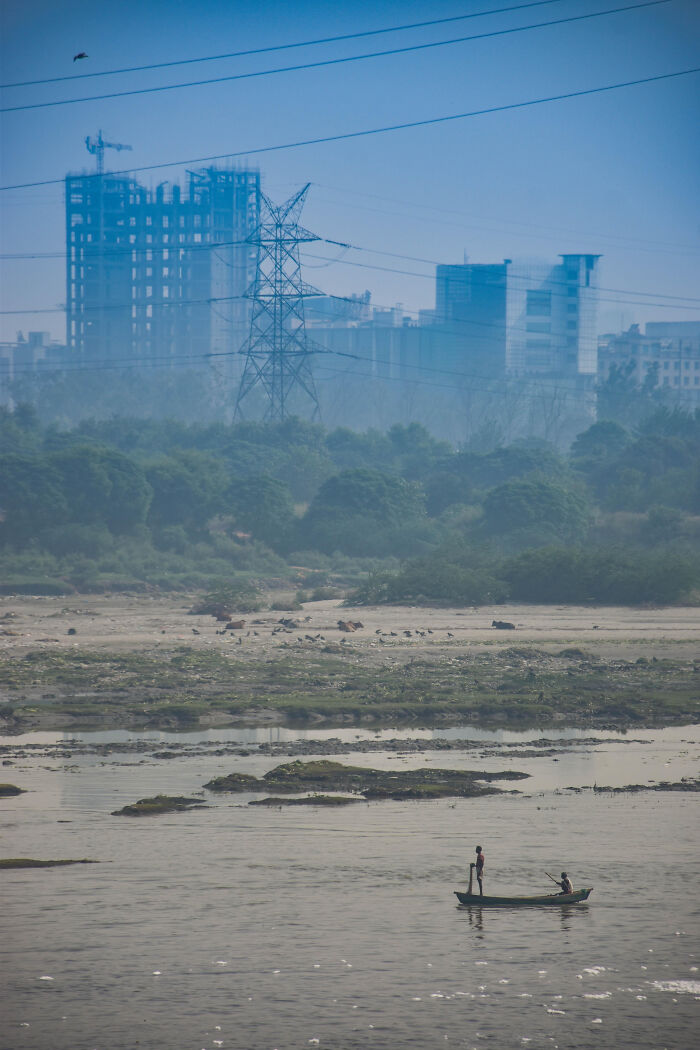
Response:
[0, 1, 672, 114]
[0, 1, 566, 89]
[2, 65, 698, 193]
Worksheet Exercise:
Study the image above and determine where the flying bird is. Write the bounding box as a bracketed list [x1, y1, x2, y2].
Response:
[73, 52, 88, 62]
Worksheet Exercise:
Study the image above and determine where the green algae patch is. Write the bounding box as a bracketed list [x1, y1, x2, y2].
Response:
[112, 794, 207, 816]
[0, 858, 98, 869]
[0, 784, 25, 796]
[205, 759, 528, 801]
[590, 778, 700, 794]
[4, 637, 698, 733]
[249, 794, 363, 807]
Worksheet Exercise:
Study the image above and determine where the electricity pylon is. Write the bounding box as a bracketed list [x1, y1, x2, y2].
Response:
[234, 184, 322, 422]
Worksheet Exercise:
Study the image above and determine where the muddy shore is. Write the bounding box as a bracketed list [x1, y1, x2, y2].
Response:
[1, 594, 699, 732]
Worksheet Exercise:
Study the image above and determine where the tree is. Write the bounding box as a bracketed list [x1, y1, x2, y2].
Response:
[570, 421, 630, 463]
[386, 422, 451, 480]
[0, 453, 68, 545]
[503, 545, 697, 604]
[0, 404, 43, 457]
[49, 445, 151, 533]
[483, 478, 591, 545]
[300, 468, 427, 555]
[228, 475, 295, 548]
[325, 427, 393, 472]
[146, 451, 228, 532]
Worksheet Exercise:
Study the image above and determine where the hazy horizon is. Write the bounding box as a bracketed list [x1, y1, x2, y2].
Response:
[1, 0, 699, 344]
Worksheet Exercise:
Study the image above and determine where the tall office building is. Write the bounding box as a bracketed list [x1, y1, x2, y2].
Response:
[506, 254, 600, 377]
[65, 167, 260, 364]
[435, 261, 509, 373]
[433, 254, 600, 379]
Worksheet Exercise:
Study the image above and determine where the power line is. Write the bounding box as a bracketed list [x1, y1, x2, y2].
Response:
[312, 183, 700, 256]
[5, 342, 603, 413]
[0, 1, 671, 115]
[299, 250, 700, 311]
[2, 248, 698, 317]
[317, 244, 700, 303]
[313, 359, 590, 406]
[0, 293, 247, 316]
[0, 1, 566, 89]
[3, 65, 698, 194]
[4, 232, 698, 306]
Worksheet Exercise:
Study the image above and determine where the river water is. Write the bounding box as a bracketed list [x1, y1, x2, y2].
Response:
[2, 725, 698, 1050]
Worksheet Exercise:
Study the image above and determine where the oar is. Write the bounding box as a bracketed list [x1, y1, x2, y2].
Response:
[545, 871, 560, 886]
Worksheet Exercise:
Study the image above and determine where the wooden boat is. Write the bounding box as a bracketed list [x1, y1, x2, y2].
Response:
[454, 888, 592, 907]
[455, 864, 592, 906]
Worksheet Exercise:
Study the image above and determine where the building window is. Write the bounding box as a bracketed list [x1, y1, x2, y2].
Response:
[527, 322, 551, 333]
[526, 290, 552, 316]
[567, 303, 577, 313]
[566, 321, 577, 330]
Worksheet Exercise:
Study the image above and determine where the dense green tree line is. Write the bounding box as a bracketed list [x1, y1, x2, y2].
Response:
[1, 404, 699, 602]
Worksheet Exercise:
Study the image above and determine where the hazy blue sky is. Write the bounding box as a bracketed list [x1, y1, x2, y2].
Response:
[1, 0, 698, 343]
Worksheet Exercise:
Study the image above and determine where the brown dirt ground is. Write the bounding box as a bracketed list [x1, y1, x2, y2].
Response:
[1, 594, 699, 666]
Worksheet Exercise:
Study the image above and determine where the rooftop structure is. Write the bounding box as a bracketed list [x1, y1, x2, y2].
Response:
[433, 255, 601, 379]
[65, 165, 259, 364]
[598, 323, 700, 403]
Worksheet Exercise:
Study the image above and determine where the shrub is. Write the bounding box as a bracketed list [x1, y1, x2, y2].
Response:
[190, 581, 263, 616]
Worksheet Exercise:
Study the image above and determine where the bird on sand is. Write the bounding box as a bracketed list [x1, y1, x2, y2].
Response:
[73, 52, 88, 62]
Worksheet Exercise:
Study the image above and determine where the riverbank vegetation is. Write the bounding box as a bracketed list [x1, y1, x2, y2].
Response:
[2, 641, 698, 732]
[1, 405, 699, 605]
[112, 794, 207, 816]
[204, 759, 527, 800]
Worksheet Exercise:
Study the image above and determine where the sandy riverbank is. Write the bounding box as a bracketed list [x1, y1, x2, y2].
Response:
[2, 593, 700, 661]
[1, 595, 699, 732]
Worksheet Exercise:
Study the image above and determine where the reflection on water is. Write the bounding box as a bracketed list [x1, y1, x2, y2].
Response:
[2, 723, 697, 795]
[3, 723, 699, 748]
[456, 902, 592, 937]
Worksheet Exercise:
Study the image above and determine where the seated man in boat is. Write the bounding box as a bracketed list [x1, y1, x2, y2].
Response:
[557, 872, 573, 895]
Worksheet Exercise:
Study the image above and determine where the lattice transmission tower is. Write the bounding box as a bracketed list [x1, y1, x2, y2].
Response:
[234, 184, 322, 422]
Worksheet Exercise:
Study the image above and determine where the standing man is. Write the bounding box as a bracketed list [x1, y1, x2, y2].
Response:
[475, 845, 485, 896]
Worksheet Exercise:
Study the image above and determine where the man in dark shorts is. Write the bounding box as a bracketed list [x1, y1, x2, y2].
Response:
[474, 845, 485, 895]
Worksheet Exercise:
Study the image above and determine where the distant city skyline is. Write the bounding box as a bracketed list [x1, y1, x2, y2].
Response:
[1, 0, 698, 343]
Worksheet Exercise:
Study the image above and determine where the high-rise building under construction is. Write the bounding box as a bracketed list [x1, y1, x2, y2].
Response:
[65, 166, 260, 364]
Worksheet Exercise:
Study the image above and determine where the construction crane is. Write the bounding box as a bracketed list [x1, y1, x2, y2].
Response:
[85, 130, 132, 175]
